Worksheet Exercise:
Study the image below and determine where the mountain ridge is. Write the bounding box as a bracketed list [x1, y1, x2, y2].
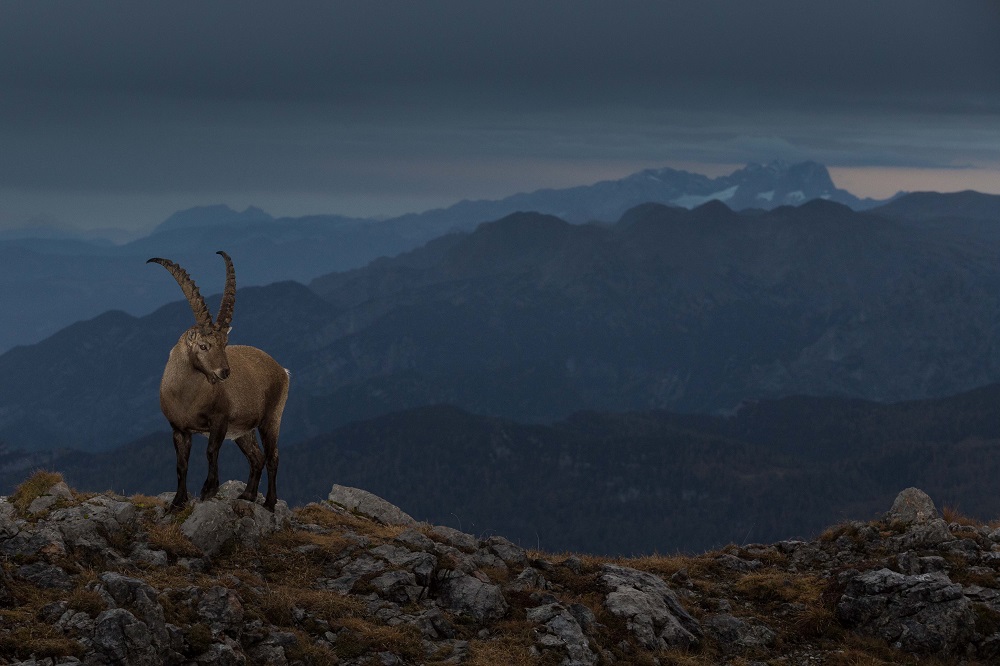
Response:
[0, 161, 978, 353]
[5, 200, 1000, 453]
[8, 375, 1000, 555]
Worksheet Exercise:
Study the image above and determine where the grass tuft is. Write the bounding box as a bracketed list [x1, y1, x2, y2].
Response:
[10, 470, 67, 516]
[146, 522, 202, 560]
[941, 505, 982, 527]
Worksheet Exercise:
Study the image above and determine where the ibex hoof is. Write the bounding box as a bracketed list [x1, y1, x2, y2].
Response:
[237, 490, 257, 502]
[199, 487, 219, 501]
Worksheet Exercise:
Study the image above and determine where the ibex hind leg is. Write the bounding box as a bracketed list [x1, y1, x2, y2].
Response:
[171, 430, 193, 510]
[260, 420, 280, 512]
[234, 432, 265, 502]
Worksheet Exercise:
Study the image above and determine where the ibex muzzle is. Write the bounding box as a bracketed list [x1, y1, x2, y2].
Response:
[148, 251, 290, 511]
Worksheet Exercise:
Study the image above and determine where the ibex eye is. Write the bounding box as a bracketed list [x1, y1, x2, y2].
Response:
[199, 344, 209, 351]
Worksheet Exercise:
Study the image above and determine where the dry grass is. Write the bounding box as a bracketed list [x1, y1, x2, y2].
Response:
[733, 570, 826, 608]
[464, 620, 551, 666]
[622, 552, 704, 579]
[0, 576, 89, 659]
[145, 522, 202, 560]
[0, 624, 84, 660]
[253, 584, 366, 629]
[128, 493, 168, 521]
[296, 503, 411, 542]
[791, 603, 842, 640]
[184, 623, 213, 656]
[941, 505, 984, 527]
[330, 617, 424, 662]
[657, 650, 722, 666]
[818, 521, 867, 544]
[283, 628, 341, 663]
[66, 586, 106, 616]
[828, 634, 965, 666]
[10, 470, 67, 515]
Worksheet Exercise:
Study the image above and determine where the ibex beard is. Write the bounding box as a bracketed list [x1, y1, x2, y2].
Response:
[148, 251, 290, 512]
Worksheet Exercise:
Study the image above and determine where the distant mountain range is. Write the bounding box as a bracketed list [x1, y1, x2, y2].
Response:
[2, 191, 1000, 455]
[0, 160, 888, 353]
[10, 381, 1000, 554]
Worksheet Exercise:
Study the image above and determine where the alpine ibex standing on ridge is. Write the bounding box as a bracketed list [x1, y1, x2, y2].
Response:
[148, 251, 289, 511]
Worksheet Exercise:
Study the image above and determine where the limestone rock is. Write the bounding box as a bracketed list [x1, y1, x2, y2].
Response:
[836, 568, 975, 655]
[527, 602, 598, 666]
[26, 480, 73, 515]
[95, 572, 171, 650]
[14, 562, 73, 590]
[485, 535, 529, 568]
[889, 518, 954, 552]
[180, 481, 290, 556]
[0, 522, 66, 560]
[196, 585, 246, 637]
[887, 487, 939, 525]
[704, 613, 777, 655]
[600, 564, 702, 650]
[49, 494, 138, 556]
[92, 607, 159, 666]
[436, 570, 509, 622]
[430, 525, 478, 552]
[327, 484, 417, 526]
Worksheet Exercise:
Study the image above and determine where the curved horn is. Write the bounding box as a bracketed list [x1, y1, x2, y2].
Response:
[215, 250, 236, 331]
[147, 257, 213, 328]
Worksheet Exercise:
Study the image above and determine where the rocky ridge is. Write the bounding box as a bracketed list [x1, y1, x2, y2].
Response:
[2, 474, 1000, 665]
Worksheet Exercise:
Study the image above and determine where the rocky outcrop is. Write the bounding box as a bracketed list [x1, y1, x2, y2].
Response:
[599, 564, 702, 650]
[173, 480, 291, 556]
[4, 478, 1000, 664]
[887, 487, 940, 525]
[837, 568, 975, 654]
[327, 484, 416, 527]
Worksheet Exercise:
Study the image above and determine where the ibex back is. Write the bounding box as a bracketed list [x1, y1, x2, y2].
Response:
[148, 251, 290, 511]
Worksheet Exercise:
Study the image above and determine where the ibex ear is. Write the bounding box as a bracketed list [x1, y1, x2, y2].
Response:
[187, 330, 198, 342]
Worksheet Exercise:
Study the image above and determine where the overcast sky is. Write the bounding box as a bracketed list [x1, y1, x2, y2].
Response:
[1, 1, 998, 234]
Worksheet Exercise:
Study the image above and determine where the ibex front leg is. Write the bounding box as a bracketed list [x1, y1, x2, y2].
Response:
[234, 432, 264, 502]
[200, 421, 228, 501]
[171, 429, 192, 510]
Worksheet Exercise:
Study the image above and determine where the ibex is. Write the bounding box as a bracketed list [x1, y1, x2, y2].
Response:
[148, 251, 289, 511]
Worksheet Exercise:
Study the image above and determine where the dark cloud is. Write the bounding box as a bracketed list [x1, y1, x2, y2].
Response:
[0, 1, 998, 229]
[4, 2, 998, 105]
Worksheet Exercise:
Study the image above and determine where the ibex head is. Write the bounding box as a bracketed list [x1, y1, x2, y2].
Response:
[148, 251, 237, 385]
